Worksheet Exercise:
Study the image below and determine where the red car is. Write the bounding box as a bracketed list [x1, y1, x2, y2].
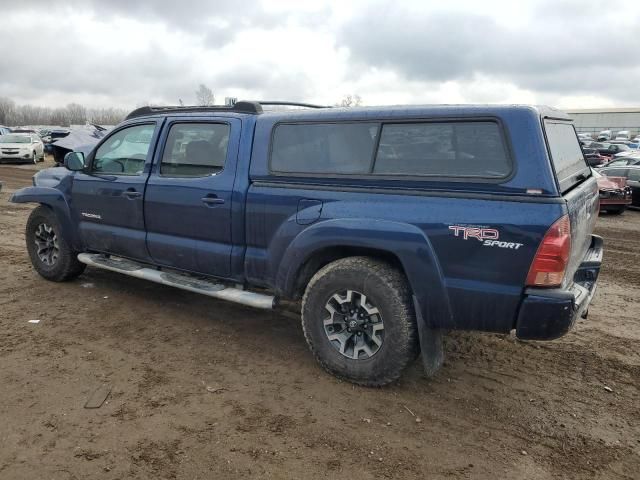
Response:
[594, 170, 632, 214]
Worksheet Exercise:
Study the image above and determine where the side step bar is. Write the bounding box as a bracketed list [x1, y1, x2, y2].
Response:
[77, 253, 275, 310]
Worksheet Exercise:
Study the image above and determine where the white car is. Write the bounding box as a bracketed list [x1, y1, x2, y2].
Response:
[0, 134, 45, 164]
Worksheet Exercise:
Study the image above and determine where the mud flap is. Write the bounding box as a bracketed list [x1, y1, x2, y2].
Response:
[413, 295, 444, 377]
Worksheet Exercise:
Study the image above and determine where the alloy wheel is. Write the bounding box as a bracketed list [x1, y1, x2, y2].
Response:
[323, 289, 384, 360]
[34, 223, 59, 266]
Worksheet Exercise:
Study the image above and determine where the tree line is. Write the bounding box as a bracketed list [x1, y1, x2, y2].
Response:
[0, 97, 128, 127]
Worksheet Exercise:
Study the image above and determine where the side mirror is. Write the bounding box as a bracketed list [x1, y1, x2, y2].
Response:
[64, 151, 85, 171]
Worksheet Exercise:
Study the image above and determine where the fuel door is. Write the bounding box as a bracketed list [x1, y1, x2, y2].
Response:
[296, 199, 323, 225]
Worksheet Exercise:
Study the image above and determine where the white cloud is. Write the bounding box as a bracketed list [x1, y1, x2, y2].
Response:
[1, 0, 638, 110]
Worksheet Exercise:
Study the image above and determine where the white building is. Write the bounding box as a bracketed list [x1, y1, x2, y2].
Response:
[565, 108, 640, 137]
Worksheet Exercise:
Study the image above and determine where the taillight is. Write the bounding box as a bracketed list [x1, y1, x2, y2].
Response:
[526, 215, 571, 287]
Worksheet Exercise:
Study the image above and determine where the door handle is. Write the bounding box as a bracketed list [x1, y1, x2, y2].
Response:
[122, 189, 142, 199]
[201, 195, 225, 206]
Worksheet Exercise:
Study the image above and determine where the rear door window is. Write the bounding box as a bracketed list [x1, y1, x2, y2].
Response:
[160, 123, 229, 177]
[544, 121, 590, 192]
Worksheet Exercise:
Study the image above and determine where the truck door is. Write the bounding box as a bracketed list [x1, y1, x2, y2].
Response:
[144, 117, 240, 277]
[70, 122, 160, 261]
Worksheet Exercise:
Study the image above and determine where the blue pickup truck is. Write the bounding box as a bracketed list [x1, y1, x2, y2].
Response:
[11, 102, 603, 385]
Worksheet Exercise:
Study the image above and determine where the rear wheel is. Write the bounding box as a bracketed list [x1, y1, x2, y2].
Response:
[301, 257, 419, 386]
[26, 206, 86, 281]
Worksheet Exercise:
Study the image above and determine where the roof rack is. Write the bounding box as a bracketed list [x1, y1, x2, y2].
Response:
[125, 100, 331, 120]
[258, 101, 330, 109]
[125, 101, 263, 120]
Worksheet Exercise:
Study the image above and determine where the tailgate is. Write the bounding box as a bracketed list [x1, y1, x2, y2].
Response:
[562, 176, 599, 287]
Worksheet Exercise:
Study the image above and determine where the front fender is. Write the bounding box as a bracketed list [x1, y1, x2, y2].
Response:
[278, 218, 453, 329]
[10, 186, 81, 250]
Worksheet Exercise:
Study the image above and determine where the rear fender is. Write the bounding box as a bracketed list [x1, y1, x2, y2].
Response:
[278, 218, 453, 329]
[10, 186, 81, 250]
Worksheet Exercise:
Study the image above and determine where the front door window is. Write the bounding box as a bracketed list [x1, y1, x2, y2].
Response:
[93, 124, 156, 175]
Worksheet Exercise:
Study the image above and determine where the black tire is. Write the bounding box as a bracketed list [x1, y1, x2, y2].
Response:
[32, 151, 37, 164]
[607, 206, 626, 215]
[301, 256, 419, 386]
[26, 205, 86, 281]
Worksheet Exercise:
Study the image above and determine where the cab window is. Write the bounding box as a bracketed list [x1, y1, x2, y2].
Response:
[160, 123, 229, 177]
[92, 124, 156, 175]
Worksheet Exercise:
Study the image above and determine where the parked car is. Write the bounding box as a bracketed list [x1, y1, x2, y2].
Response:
[597, 154, 640, 169]
[597, 130, 612, 141]
[599, 165, 640, 207]
[0, 133, 45, 163]
[42, 128, 71, 154]
[611, 144, 635, 158]
[582, 147, 608, 167]
[578, 133, 592, 141]
[11, 128, 38, 134]
[594, 142, 632, 159]
[10, 103, 602, 385]
[593, 169, 632, 214]
[615, 130, 631, 141]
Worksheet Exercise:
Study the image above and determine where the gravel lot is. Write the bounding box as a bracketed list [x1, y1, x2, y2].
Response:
[1, 161, 638, 479]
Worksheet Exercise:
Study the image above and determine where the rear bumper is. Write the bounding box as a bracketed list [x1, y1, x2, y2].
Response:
[515, 235, 603, 340]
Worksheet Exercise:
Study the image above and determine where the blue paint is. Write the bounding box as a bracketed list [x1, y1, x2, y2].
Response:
[10, 104, 602, 339]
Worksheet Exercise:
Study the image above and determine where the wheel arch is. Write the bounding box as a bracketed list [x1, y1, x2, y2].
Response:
[278, 218, 454, 330]
[291, 245, 404, 299]
[11, 187, 81, 250]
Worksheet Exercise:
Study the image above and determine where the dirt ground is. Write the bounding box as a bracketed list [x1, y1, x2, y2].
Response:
[1, 160, 638, 480]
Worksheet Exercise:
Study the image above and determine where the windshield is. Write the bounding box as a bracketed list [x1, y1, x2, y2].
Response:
[0, 135, 31, 143]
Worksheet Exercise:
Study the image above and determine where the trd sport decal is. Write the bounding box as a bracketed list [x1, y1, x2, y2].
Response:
[448, 225, 523, 250]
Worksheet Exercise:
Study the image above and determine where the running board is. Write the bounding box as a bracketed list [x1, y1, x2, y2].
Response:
[77, 253, 275, 310]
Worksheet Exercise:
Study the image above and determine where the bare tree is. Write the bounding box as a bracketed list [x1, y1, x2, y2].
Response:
[66, 103, 87, 125]
[337, 94, 363, 107]
[0, 99, 127, 126]
[87, 107, 127, 125]
[195, 84, 215, 106]
[50, 108, 69, 127]
[0, 97, 16, 125]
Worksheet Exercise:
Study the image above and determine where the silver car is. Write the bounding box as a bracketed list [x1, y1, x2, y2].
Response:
[0, 134, 45, 164]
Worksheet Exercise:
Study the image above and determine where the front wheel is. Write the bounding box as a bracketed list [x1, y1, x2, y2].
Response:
[26, 205, 86, 281]
[301, 257, 419, 386]
[32, 151, 37, 164]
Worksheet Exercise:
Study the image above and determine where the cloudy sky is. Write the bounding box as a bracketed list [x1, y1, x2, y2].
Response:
[2, 0, 639, 109]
